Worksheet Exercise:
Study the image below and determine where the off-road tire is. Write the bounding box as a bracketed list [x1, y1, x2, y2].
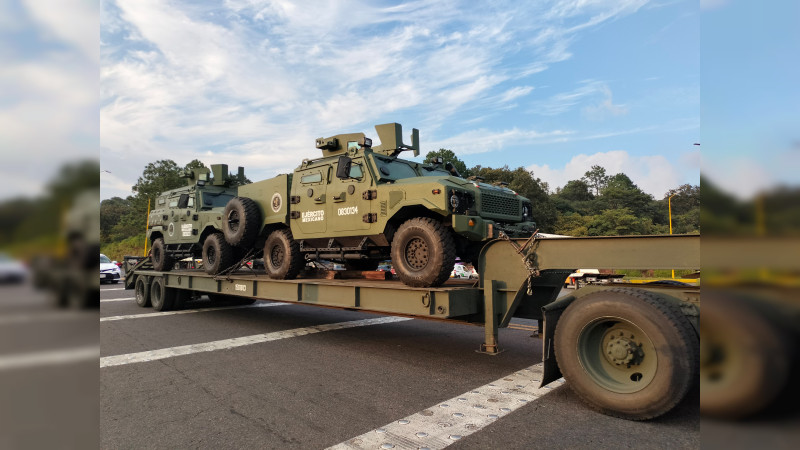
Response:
[263, 228, 303, 280]
[554, 288, 698, 420]
[150, 238, 172, 272]
[223, 197, 261, 248]
[202, 233, 236, 275]
[135, 276, 151, 307]
[150, 277, 176, 312]
[391, 217, 456, 287]
[346, 259, 380, 271]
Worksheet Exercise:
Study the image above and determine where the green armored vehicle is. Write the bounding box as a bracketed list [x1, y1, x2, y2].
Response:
[222, 123, 537, 287]
[147, 164, 245, 274]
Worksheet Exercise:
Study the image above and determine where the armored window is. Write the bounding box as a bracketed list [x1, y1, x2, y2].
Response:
[300, 172, 323, 184]
[347, 141, 359, 151]
[349, 163, 363, 178]
[157, 198, 166, 205]
[187, 196, 194, 208]
[168, 199, 178, 207]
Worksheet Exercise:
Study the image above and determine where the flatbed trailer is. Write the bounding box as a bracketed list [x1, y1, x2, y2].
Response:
[123, 234, 700, 420]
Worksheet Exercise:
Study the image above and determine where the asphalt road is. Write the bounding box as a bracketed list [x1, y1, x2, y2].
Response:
[99, 282, 699, 449]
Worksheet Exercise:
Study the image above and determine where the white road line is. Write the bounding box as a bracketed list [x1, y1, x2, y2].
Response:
[100, 302, 290, 322]
[0, 311, 90, 326]
[101, 288, 126, 291]
[100, 316, 412, 368]
[101, 297, 135, 303]
[328, 363, 566, 450]
[0, 346, 99, 371]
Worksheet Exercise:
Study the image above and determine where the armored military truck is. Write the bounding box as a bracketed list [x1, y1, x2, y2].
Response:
[147, 164, 246, 274]
[222, 123, 537, 287]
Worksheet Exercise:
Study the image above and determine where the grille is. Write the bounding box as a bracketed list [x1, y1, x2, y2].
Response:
[481, 192, 520, 217]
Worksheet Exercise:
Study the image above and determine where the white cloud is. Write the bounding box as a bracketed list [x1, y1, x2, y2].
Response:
[427, 127, 574, 155]
[23, 0, 99, 63]
[527, 150, 689, 197]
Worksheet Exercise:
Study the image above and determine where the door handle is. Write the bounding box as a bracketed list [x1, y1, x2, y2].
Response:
[314, 194, 326, 204]
[333, 192, 346, 202]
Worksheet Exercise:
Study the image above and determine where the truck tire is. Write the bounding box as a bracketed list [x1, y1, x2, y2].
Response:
[203, 233, 236, 275]
[700, 292, 791, 419]
[553, 288, 698, 420]
[223, 197, 261, 248]
[263, 228, 303, 280]
[150, 277, 176, 312]
[135, 276, 151, 307]
[151, 238, 173, 272]
[391, 217, 455, 287]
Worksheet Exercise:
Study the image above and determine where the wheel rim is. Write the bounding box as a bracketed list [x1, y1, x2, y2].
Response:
[577, 317, 657, 393]
[227, 210, 240, 233]
[207, 246, 217, 266]
[403, 237, 429, 270]
[269, 244, 284, 268]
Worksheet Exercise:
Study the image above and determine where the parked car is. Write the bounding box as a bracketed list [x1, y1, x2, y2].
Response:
[100, 254, 122, 284]
[0, 253, 27, 284]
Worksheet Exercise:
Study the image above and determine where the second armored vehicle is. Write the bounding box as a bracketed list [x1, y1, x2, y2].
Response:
[222, 123, 537, 287]
[147, 165, 245, 274]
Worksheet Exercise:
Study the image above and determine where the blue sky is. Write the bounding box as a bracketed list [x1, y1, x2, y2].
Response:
[98, 0, 703, 200]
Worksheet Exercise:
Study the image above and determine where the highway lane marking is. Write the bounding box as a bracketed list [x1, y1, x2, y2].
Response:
[101, 297, 135, 303]
[100, 302, 290, 322]
[0, 310, 91, 326]
[0, 346, 99, 371]
[100, 316, 413, 368]
[328, 363, 565, 450]
[101, 288, 126, 291]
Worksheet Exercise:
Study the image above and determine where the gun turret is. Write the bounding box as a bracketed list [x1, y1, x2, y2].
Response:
[372, 123, 419, 157]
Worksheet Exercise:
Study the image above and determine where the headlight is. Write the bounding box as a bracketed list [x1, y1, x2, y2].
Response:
[450, 192, 460, 210]
[522, 203, 532, 220]
[448, 190, 474, 215]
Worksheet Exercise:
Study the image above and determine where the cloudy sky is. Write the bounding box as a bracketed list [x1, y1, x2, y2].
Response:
[97, 0, 706, 200]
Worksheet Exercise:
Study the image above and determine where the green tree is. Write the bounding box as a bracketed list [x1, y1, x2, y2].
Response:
[559, 179, 594, 202]
[582, 165, 609, 196]
[554, 212, 592, 236]
[596, 173, 654, 218]
[587, 208, 653, 236]
[100, 197, 131, 243]
[424, 148, 470, 177]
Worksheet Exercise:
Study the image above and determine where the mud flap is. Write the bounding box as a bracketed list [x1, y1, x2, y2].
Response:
[540, 294, 576, 387]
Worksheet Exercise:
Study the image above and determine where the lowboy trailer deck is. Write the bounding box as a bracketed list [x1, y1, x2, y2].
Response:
[124, 234, 700, 420]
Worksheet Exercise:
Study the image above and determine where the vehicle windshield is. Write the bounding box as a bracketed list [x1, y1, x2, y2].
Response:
[100, 255, 111, 264]
[201, 192, 234, 208]
[419, 166, 451, 177]
[372, 156, 418, 181]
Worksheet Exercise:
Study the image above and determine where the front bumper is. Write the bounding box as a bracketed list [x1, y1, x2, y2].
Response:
[100, 271, 121, 282]
[452, 215, 536, 241]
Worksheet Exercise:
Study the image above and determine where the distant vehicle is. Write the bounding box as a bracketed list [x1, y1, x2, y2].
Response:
[100, 254, 122, 284]
[0, 253, 27, 284]
[450, 263, 475, 279]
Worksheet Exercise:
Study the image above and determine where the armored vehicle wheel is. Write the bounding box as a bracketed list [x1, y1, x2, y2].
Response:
[346, 259, 380, 271]
[263, 229, 303, 280]
[135, 276, 151, 307]
[150, 238, 173, 272]
[554, 288, 698, 420]
[150, 277, 175, 312]
[391, 217, 456, 287]
[203, 233, 236, 275]
[223, 197, 261, 248]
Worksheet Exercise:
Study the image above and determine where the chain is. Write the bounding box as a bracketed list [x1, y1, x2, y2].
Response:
[499, 230, 541, 295]
[214, 247, 259, 281]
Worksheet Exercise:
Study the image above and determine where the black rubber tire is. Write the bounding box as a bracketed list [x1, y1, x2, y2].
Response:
[150, 277, 175, 312]
[223, 197, 262, 248]
[346, 259, 380, 271]
[134, 276, 151, 307]
[700, 292, 791, 419]
[202, 233, 236, 275]
[150, 238, 173, 272]
[553, 288, 698, 420]
[391, 217, 456, 287]
[263, 228, 303, 280]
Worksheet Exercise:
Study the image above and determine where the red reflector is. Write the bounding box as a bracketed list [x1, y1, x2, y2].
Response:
[468, 219, 475, 227]
[432, 189, 441, 194]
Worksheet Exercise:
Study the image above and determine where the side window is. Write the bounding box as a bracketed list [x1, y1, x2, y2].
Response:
[157, 198, 166, 205]
[349, 163, 363, 178]
[347, 141, 359, 151]
[187, 196, 194, 208]
[300, 172, 323, 184]
[177, 193, 190, 208]
[168, 198, 178, 207]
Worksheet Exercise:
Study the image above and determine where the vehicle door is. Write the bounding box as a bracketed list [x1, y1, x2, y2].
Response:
[328, 154, 371, 233]
[292, 165, 328, 236]
[175, 190, 196, 244]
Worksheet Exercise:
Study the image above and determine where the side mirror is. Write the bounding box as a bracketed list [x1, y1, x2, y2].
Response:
[177, 193, 190, 208]
[336, 155, 352, 179]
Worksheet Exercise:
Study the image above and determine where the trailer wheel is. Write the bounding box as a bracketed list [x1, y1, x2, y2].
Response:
[700, 292, 791, 419]
[554, 288, 698, 420]
[134, 276, 151, 307]
[151, 238, 173, 272]
[203, 233, 236, 275]
[391, 217, 455, 287]
[223, 197, 261, 248]
[263, 228, 303, 280]
[150, 277, 175, 312]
